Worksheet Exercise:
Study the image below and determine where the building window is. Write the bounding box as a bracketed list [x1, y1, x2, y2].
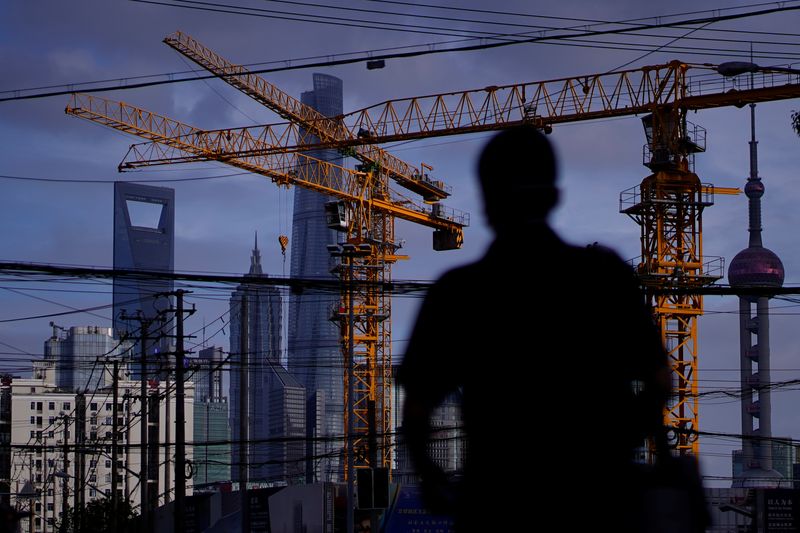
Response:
[89, 474, 96, 483]
[29, 431, 35, 438]
[105, 460, 111, 468]
[104, 489, 110, 497]
[105, 417, 112, 426]
[105, 431, 111, 440]
[46, 503, 53, 512]
[30, 388, 35, 394]
[63, 402, 71, 411]
[89, 431, 97, 440]
[48, 402, 55, 411]
[36, 402, 42, 411]
[30, 401, 35, 410]
[90, 403, 98, 411]
[29, 416, 35, 425]
[47, 459, 54, 467]
[89, 489, 96, 497]
[35, 503, 41, 512]
[48, 431, 54, 438]
[105, 404, 112, 412]
[36, 417, 42, 427]
[90, 416, 97, 425]
[35, 460, 41, 469]
[48, 417, 55, 425]
[46, 489, 52, 496]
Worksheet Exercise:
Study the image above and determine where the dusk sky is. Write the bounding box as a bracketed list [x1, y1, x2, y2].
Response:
[3, 0, 800, 486]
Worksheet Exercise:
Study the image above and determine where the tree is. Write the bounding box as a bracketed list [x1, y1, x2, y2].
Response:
[56, 499, 139, 533]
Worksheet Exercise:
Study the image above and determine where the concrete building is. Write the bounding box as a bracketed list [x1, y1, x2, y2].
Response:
[264, 365, 306, 485]
[229, 237, 284, 484]
[392, 366, 465, 485]
[288, 73, 345, 483]
[191, 347, 230, 486]
[112, 182, 175, 370]
[8, 360, 193, 533]
[43, 325, 134, 393]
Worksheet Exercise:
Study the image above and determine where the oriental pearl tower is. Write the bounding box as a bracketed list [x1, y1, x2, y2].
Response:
[728, 103, 786, 488]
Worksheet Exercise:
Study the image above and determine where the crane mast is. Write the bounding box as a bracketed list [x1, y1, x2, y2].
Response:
[251, 60, 797, 456]
[69, 49, 800, 462]
[66, 42, 467, 478]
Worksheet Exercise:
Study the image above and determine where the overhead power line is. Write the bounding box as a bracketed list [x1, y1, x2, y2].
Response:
[3, 2, 800, 103]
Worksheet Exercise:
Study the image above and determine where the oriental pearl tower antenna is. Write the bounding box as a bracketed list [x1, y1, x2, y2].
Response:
[728, 102, 786, 489]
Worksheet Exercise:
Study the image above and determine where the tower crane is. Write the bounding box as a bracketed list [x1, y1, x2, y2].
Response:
[65, 87, 467, 477]
[115, 60, 800, 456]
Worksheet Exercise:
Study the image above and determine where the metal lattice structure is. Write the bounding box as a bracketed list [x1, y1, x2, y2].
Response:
[66, 91, 467, 476]
[621, 170, 721, 454]
[70, 51, 800, 459]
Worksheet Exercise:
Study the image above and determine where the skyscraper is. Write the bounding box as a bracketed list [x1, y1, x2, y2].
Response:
[44, 325, 133, 392]
[728, 104, 786, 488]
[229, 236, 289, 483]
[192, 346, 230, 485]
[112, 182, 175, 365]
[288, 73, 344, 482]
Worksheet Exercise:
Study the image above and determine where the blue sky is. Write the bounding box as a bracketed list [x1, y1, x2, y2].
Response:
[2, 0, 800, 485]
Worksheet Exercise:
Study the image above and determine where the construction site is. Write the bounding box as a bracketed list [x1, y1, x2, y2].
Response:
[3, 1, 800, 532]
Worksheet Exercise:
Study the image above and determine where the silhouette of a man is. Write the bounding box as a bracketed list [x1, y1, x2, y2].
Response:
[398, 126, 671, 532]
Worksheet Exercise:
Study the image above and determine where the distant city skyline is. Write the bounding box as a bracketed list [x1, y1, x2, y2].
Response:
[3, 0, 800, 490]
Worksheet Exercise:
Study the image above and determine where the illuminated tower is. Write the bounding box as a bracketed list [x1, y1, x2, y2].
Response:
[728, 104, 785, 488]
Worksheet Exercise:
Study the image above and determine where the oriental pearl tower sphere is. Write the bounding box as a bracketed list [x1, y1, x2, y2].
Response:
[728, 104, 786, 488]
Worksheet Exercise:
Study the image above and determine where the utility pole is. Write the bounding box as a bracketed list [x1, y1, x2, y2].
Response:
[61, 414, 69, 524]
[138, 316, 150, 529]
[239, 294, 249, 533]
[118, 310, 159, 530]
[73, 392, 85, 523]
[173, 290, 193, 533]
[111, 359, 120, 533]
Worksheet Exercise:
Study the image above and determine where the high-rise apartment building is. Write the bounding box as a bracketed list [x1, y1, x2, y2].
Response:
[43, 325, 133, 393]
[112, 182, 175, 368]
[288, 73, 344, 482]
[392, 365, 465, 485]
[8, 359, 192, 533]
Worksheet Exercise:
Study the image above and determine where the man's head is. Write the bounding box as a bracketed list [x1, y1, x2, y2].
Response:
[477, 126, 559, 231]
